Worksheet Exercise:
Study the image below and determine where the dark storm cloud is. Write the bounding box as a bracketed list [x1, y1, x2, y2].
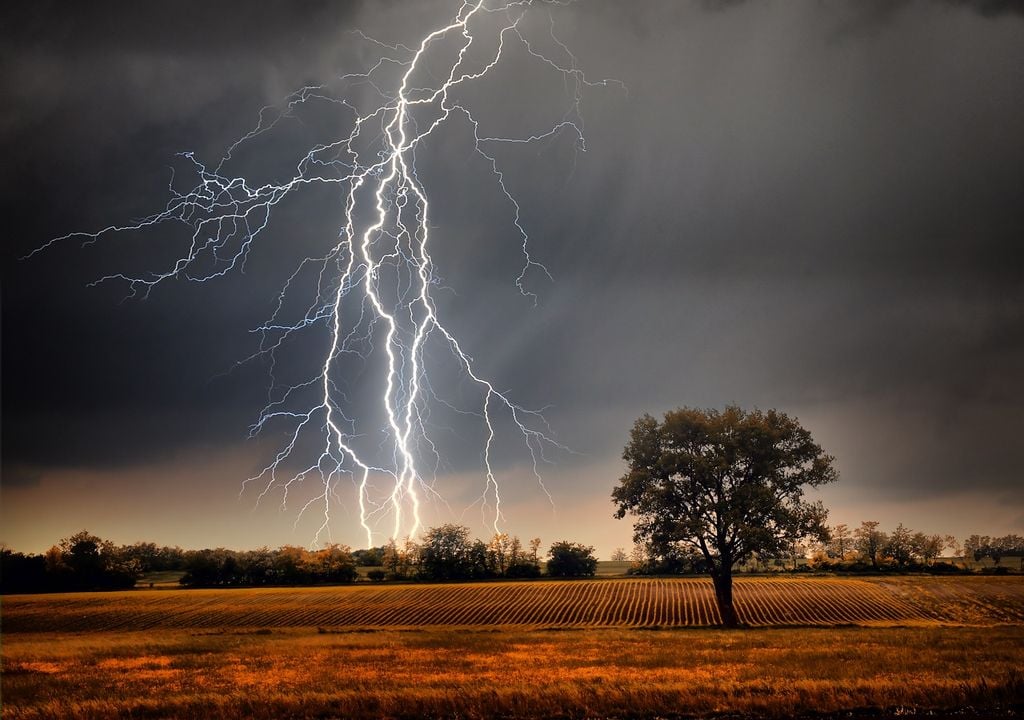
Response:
[1, 1, 363, 133]
[858, 0, 1024, 21]
[3, 1, 356, 55]
[1, 1, 366, 471]
[2, 0, 1022, 539]
[823, 0, 1024, 40]
[490, 0, 1024, 503]
[701, 0, 1024, 19]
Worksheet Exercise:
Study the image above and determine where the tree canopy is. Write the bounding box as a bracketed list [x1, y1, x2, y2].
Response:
[546, 541, 598, 577]
[612, 405, 836, 626]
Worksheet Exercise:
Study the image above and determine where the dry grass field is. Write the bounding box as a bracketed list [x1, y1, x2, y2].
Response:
[3, 576, 1023, 719]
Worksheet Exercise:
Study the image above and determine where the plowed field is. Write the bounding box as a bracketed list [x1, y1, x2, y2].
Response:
[6, 576, 1022, 633]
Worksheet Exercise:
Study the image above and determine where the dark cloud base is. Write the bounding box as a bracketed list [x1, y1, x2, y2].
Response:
[2, 1, 1022, 548]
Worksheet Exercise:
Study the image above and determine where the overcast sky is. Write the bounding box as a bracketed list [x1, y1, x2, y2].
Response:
[2, 0, 1022, 556]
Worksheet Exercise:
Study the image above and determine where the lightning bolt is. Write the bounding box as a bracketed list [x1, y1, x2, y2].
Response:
[28, 0, 620, 548]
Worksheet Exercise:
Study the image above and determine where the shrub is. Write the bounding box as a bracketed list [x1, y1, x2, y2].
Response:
[981, 566, 1009, 575]
[505, 560, 541, 578]
[546, 541, 597, 577]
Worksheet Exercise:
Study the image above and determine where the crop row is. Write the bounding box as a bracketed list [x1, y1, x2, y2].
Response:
[6, 577, 1023, 633]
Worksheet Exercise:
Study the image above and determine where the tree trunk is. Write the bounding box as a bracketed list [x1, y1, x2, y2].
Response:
[711, 570, 739, 628]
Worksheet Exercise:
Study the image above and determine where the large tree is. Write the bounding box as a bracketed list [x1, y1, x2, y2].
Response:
[612, 406, 836, 627]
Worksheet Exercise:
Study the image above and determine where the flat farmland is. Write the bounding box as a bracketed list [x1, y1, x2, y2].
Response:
[3, 577, 1023, 719]
[4, 576, 1024, 632]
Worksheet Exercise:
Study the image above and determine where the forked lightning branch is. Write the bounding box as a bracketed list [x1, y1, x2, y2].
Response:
[29, 1, 618, 547]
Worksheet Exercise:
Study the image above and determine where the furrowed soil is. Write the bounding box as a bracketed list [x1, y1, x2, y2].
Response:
[2, 576, 1022, 719]
[5, 576, 1024, 632]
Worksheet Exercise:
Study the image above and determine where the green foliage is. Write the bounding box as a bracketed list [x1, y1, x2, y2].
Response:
[3, 526, 583, 592]
[179, 545, 358, 587]
[407, 526, 543, 581]
[546, 541, 597, 577]
[612, 406, 836, 625]
[382, 538, 420, 579]
[613, 407, 835, 566]
[353, 546, 385, 566]
[626, 544, 708, 575]
[505, 560, 542, 578]
[419, 524, 475, 581]
[117, 541, 186, 572]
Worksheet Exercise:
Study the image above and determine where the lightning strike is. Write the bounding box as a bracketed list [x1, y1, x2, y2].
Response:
[29, 1, 619, 547]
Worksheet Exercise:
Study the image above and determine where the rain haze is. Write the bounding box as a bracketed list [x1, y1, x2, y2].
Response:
[2, 0, 1022, 557]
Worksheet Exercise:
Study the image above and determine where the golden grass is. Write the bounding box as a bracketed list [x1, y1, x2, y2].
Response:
[3, 626, 1023, 719]
[4, 577, 1023, 718]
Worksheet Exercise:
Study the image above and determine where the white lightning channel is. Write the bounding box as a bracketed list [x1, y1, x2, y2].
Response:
[28, 0, 620, 548]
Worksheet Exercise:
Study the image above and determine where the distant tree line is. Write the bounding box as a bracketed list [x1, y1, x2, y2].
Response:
[371, 525, 596, 581]
[963, 534, 1024, 567]
[808, 522, 960, 572]
[9, 521, 1011, 594]
[625, 522, 1023, 576]
[178, 544, 359, 587]
[0, 531, 362, 592]
[1, 530, 155, 593]
[1, 525, 599, 593]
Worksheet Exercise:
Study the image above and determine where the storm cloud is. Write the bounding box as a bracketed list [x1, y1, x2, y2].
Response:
[3, 1, 1022, 553]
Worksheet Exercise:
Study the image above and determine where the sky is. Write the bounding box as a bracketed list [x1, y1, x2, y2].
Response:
[2, 0, 1022, 558]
